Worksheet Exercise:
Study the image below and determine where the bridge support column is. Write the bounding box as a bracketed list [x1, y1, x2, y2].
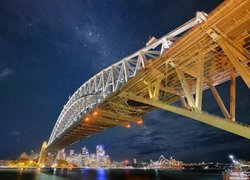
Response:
[174, 67, 195, 110]
[230, 68, 236, 122]
[123, 93, 250, 139]
[207, 82, 230, 119]
[195, 51, 204, 110]
[179, 96, 188, 110]
[38, 141, 47, 167]
[143, 69, 164, 100]
[147, 79, 162, 100]
[163, 62, 170, 98]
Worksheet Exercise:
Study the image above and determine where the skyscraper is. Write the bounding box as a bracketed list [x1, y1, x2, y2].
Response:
[96, 145, 105, 167]
[69, 150, 74, 157]
[57, 149, 66, 160]
[133, 158, 137, 165]
[81, 147, 90, 167]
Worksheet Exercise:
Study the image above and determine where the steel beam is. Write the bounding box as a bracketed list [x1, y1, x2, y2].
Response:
[147, 79, 162, 99]
[207, 82, 230, 119]
[111, 66, 115, 91]
[93, 117, 129, 127]
[175, 67, 195, 109]
[195, 51, 204, 110]
[179, 96, 188, 109]
[124, 93, 250, 139]
[206, 28, 250, 88]
[38, 141, 47, 166]
[230, 68, 236, 122]
[160, 85, 181, 96]
[165, 62, 169, 87]
[107, 102, 142, 114]
[218, 38, 250, 88]
[98, 110, 139, 122]
[47, 0, 250, 150]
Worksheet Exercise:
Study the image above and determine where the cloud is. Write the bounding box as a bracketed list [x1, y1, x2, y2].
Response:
[0, 68, 13, 81]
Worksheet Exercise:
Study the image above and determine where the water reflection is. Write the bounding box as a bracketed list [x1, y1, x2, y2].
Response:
[154, 169, 160, 180]
[0, 168, 222, 180]
[96, 168, 106, 180]
[80, 168, 89, 175]
[17, 169, 23, 180]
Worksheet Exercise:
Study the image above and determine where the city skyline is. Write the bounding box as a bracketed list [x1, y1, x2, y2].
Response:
[0, 0, 250, 164]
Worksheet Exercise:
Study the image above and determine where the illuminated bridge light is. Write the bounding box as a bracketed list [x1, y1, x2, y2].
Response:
[126, 124, 131, 128]
[93, 111, 98, 116]
[137, 120, 143, 125]
[84, 117, 90, 122]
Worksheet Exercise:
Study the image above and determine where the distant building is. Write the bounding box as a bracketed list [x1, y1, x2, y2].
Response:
[66, 153, 81, 166]
[152, 155, 183, 169]
[30, 150, 38, 160]
[133, 158, 137, 165]
[65, 145, 111, 168]
[81, 147, 90, 167]
[0, 160, 7, 167]
[96, 145, 105, 167]
[89, 153, 97, 167]
[69, 150, 74, 157]
[19, 152, 30, 160]
[104, 155, 111, 167]
[57, 149, 66, 160]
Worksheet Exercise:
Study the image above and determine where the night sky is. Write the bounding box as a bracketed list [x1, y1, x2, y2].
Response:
[0, 0, 249, 163]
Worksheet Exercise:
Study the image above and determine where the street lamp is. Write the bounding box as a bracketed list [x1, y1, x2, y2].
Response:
[229, 155, 234, 160]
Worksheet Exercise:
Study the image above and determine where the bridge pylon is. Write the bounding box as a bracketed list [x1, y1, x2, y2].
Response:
[38, 141, 47, 167]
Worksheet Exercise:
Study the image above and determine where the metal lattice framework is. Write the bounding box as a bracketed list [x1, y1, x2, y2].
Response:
[46, 0, 250, 153]
[48, 12, 208, 147]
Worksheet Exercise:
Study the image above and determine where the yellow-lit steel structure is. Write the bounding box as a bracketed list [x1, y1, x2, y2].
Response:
[45, 0, 250, 155]
[38, 141, 47, 166]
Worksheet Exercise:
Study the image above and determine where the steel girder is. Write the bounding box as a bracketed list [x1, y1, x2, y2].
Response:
[47, 0, 250, 151]
[47, 12, 207, 148]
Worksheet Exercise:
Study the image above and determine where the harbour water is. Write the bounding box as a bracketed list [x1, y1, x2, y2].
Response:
[0, 168, 223, 180]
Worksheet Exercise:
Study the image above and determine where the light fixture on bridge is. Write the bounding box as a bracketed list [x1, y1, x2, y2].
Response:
[84, 117, 90, 122]
[126, 124, 131, 128]
[93, 111, 98, 116]
[137, 120, 143, 125]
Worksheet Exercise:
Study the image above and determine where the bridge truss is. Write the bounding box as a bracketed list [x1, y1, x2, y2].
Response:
[46, 0, 250, 153]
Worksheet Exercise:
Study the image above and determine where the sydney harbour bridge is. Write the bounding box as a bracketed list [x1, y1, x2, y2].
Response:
[39, 0, 250, 166]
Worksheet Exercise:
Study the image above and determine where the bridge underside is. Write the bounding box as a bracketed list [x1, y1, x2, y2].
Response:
[46, 0, 250, 152]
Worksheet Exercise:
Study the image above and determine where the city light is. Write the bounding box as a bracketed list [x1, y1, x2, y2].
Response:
[126, 124, 131, 128]
[229, 154, 242, 166]
[93, 111, 98, 116]
[124, 160, 129, 164]
[137, 120, 143, 125]
[61, 145, 111, 168]
[84, 117, 90, 122]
